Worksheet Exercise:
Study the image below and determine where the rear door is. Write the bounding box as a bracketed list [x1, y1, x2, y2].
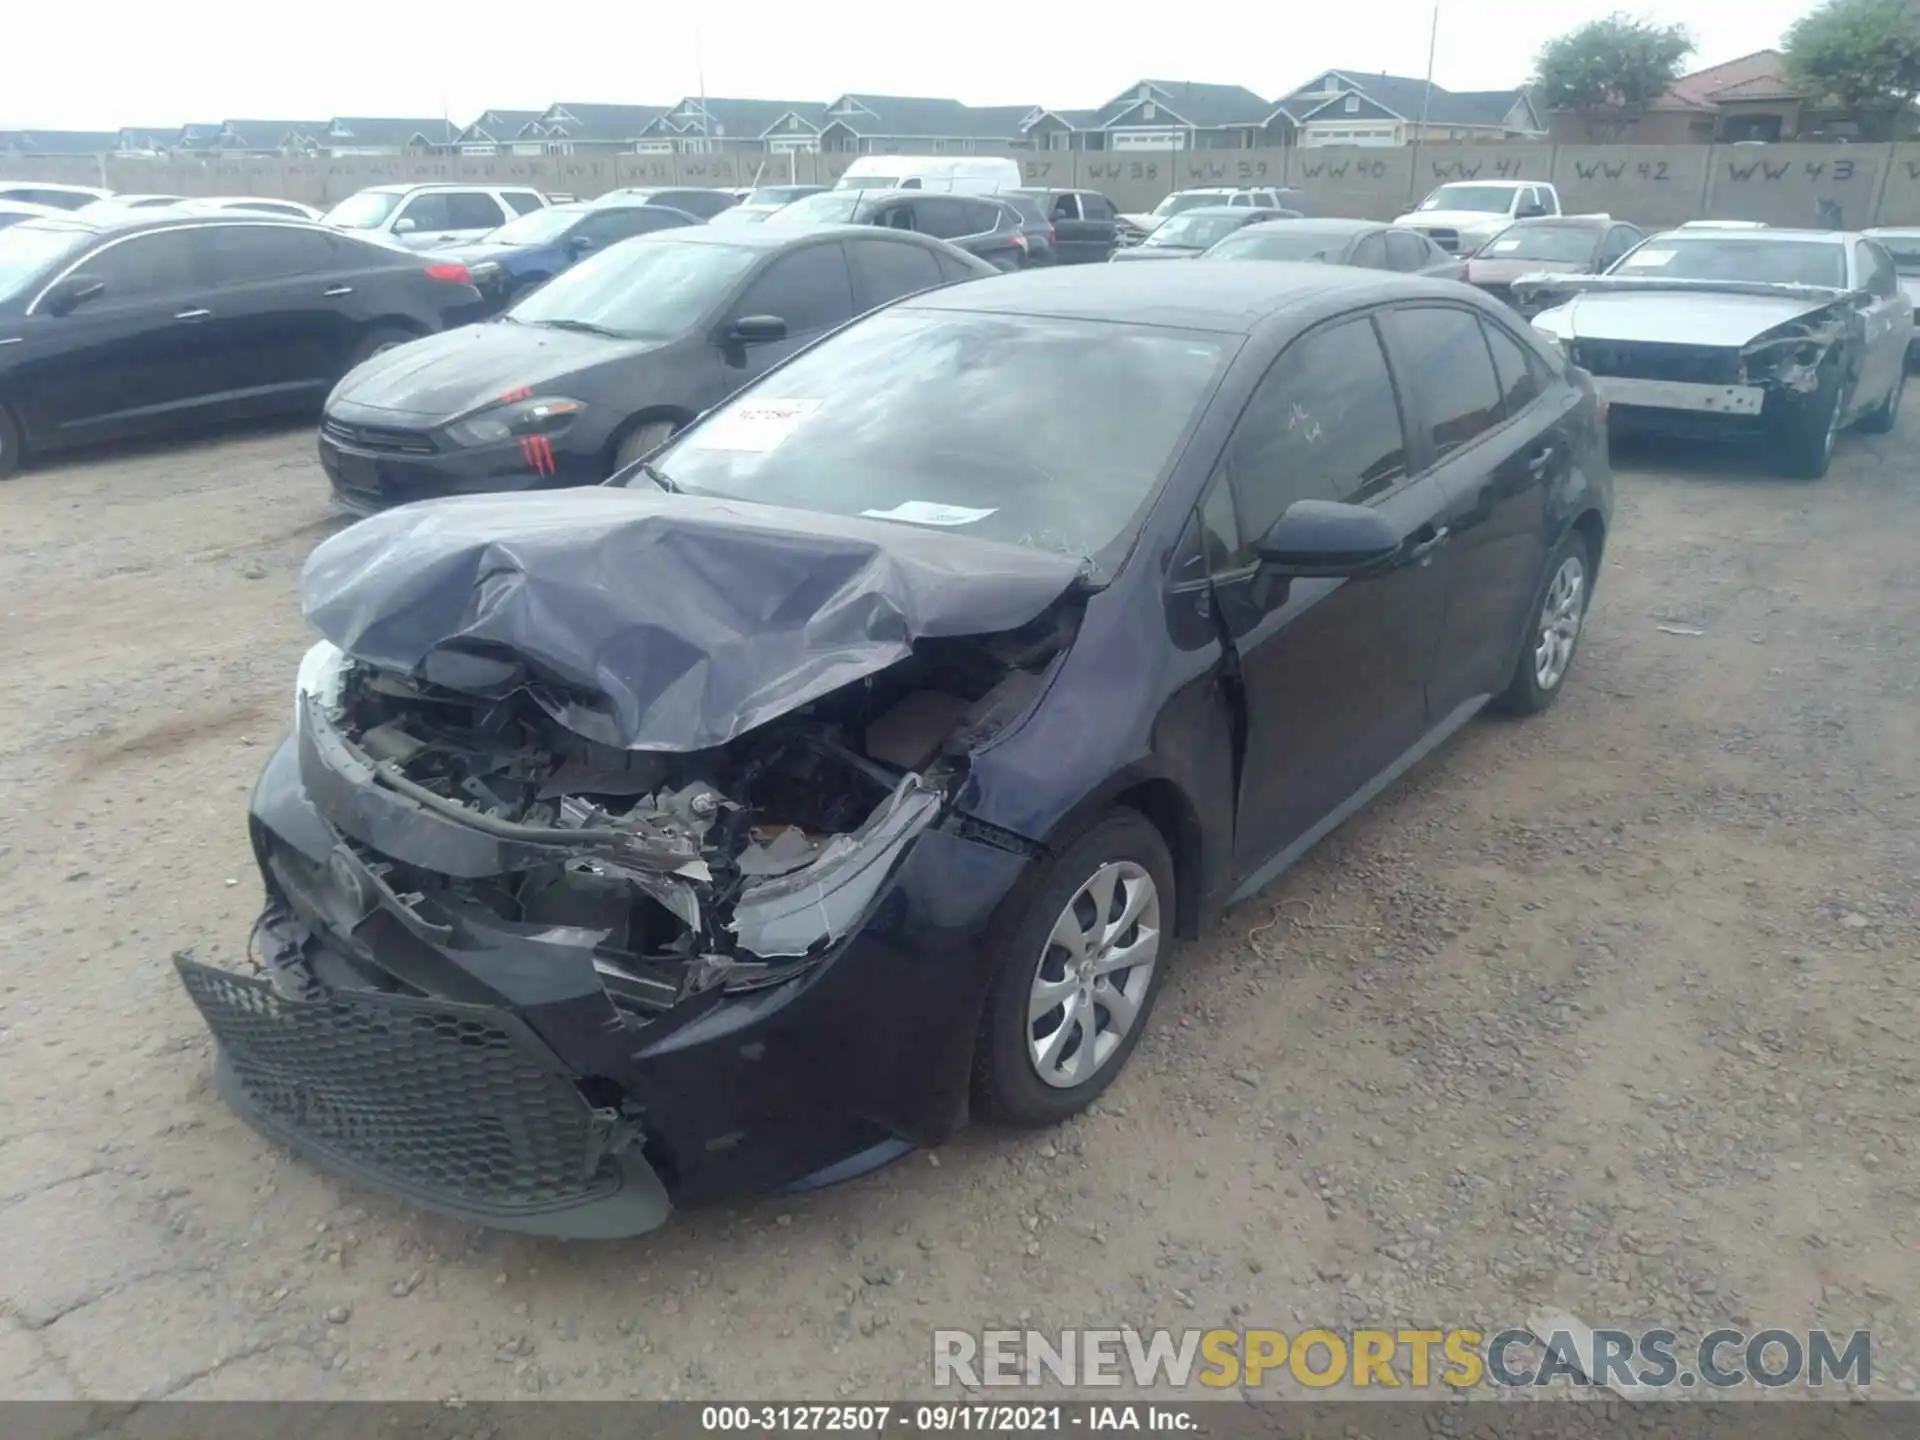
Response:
[193, 223, 355, 404]
[1208, 311, 1455, 879]
[1379, 304, 1566, 711]
[1073, 192, 1121, 263]
[11, 228, 215, 438]
[1350, 230, 1390, 270]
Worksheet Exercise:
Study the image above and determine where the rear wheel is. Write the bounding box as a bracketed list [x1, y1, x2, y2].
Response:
[613, 419, 678, 472]
[0, 402, 20, 480]
[1496, 531, 1591, 717]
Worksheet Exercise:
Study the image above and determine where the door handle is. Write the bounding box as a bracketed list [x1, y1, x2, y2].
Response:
[1526, 446, 1554, 477]
[323, 285, 354, 297]
[174, 308, 211, 321]
[1406, 524, 1451, 564]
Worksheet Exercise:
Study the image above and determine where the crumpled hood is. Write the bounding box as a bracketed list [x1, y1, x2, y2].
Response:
[1529, 287, 1844, 348]
[328, 322, 659, 419]
[301, 488, 1086, 753]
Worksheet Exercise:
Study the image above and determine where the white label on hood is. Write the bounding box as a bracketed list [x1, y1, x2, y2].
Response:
[1622, 248, 1675, 267]
[1489, 239, 1522, 253]
[860, 501, 998, 527]
[683, 398, 821, 452]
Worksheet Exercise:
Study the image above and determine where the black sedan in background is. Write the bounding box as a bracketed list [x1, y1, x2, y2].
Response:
[428, 201, 701, 312]
[186, 262, 1611, 1237]
[1204, 218, 1466, 279]
[318, 225, 994, 511]
[0, 214, 483, 477]
[767, 189, 1030, 270]
[1109, 205, 1295, 262]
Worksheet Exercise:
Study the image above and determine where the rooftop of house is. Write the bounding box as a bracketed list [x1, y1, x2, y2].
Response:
[1281, 70, 1533, 128]
[1655, 51, 1799, 112]
[539, 102, 671, 141]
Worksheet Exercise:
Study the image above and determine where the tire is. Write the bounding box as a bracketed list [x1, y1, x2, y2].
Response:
[0, 402, 20, 481]
[972, 809, 1177, 1126]
[1773, 358, 1845, 479]
[1495, 530, 1592, 717]
[1857, 364, 1904, 434]
[350, 326, 417, 366]
[613, 419, 677, 471]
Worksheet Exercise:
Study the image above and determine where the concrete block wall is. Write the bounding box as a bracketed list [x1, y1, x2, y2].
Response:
[8, 143, 1920, 231]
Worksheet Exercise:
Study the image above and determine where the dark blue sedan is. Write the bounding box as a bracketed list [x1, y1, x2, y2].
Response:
[432, 201, 702, 310]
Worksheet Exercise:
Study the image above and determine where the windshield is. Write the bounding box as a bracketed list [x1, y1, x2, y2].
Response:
[0, 223, 92, 304]
[481, 205, 582, 246]
[1149, 213, 1252, 249]
[1874, 237, 1920, 272]
[1477, 225, 1600, 263]
[1611, 236, 1847, 288]
[508, 237, 761, 338]
[636, 308, 1232, 575]
[1207, 229, 1345, 263]
[1151, 192, 1218, 220]
[1418, 185, 1517, 214]
[765, 190, 864, 226]
[324, 192, 404, 229]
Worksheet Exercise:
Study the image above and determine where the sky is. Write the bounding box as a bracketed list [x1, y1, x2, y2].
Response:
[4, 0, 1817, 130]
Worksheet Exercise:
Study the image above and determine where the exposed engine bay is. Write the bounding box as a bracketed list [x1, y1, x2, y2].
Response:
[286, 598, 1077, 1014]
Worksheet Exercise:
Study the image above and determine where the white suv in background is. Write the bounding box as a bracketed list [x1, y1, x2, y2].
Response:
[322, 183, 549, 250]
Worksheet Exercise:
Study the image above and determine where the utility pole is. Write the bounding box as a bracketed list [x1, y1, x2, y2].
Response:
[1406, 3, 1439, 205]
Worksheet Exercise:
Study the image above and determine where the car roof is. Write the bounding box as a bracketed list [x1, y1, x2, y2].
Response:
[29, 212, 327, 238]
[905, 261, 1437, 334]
[1235, 218, 1380, 238]
[1651, 227, 1849, 244]
[1163, 205, 1266, 220]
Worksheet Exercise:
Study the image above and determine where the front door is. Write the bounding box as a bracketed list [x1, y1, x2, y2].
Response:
[707, 240, 858, 406]
[1208, 311, 1455, 881]
[1852, 240, 1910, 414]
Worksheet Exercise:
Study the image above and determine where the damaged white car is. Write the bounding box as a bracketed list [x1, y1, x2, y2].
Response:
[1518, 228, 1913, 478]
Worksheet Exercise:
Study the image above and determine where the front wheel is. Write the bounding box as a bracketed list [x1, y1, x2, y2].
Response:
[1774, 360, 1844, 479]
[973, 810, 1175, 1126]
[613, 419, 678, 472]
[1496, 531, 1591, 716]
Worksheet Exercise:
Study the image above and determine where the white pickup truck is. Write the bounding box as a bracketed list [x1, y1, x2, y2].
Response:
[1393, 180, 1563, 255]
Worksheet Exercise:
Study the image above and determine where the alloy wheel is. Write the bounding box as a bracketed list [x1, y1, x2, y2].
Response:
[1027, 861, 1161, 1089]
[1534, 554, 1586, 692]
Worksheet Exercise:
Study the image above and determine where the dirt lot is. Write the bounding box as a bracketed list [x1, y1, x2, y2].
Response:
[1, 415, 1916, 1403]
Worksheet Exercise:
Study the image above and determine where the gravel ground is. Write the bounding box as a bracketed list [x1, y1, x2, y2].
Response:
[0, 414, 1915, 1403]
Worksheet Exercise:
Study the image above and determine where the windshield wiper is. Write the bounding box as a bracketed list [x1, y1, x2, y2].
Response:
[533, 317, 625, 338]
[638, 461, 679, 494]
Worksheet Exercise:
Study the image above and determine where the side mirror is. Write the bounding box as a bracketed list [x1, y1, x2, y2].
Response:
[568, 234, 596, 254]
[392, 217, 417, 234]
[1256, 500, 1404, 579]
[42, 276, 105, 315]
[724, 314, 788, 345]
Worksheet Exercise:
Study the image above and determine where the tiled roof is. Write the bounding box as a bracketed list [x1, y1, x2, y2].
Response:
[666, 98, 830, 138]
[1280, 71, 1533, 128]
[821, 94, 1035, 139]
[540, 103, 670, 142]
[1094, 80, 1271, 128]
[1656, 51, 1796, 111]
[217, 120, 328, 150]
[461, 110, 545, 141]
[325, 117, 462, 146]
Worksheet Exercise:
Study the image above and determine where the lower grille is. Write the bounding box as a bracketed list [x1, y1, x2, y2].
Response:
[175, 955, 628, 1217]
[322, 419, 436, 455]
[1571, 340, 1741, 385]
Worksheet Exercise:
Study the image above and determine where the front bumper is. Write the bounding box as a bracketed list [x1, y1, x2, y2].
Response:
[318, 412, 601, 514]
[176, 734, 1032, 1236]
[1591, 375, 1766, 417]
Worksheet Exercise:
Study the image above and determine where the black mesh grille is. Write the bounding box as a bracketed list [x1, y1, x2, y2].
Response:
[175, 956, 623, 1215]
[1571, 340, 1742, 385]
[322, 419, 436, 454]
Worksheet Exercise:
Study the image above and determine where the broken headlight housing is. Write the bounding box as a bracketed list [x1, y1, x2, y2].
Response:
[445, 396, 586, 448]
[293, 639, 345, 729]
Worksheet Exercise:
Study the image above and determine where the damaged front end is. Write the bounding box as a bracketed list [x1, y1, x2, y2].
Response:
[176, 490, 1087, 1236]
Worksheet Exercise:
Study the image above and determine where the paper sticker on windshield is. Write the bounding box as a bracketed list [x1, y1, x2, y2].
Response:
[684, 399, 821, 453]
[1489, 239, 1522, 253]
[1622, 248, 1674, 267]
[860, 501, 998, 527]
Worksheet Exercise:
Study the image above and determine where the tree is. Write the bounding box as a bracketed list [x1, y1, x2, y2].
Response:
[1785, 0, 1920, 140]
[1534, 13, 1695, 141]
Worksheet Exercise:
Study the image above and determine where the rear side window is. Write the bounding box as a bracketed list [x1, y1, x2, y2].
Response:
[1048, 194, 1080, 221]
[1482, 319, 1546, 419]
[1223, 314, 1410, 549]
[911, 197, 972, 240]
[731, 242, 855, 334]
[202, 225, 336, 283]
[502, 191, 546, 215]
[849, 237, 943, 308]
[1351, 231, 1389, 268]
[1382, 306, 1504, 459]
[1385, 230, 1430, 272]
[964, 199, 1006, 234]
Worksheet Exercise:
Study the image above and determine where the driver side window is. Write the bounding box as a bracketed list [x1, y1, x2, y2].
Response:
[729, 243, 856, 335]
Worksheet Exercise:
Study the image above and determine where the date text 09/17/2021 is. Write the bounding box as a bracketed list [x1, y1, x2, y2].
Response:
[699, 1406, 1193, 1432]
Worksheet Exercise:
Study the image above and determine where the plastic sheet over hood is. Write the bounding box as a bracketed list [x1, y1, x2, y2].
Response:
[301, 489, 1087, 753]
